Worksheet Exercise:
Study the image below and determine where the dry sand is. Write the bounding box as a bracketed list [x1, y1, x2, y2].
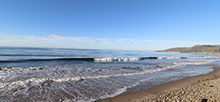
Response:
[97, 67, 220, 102]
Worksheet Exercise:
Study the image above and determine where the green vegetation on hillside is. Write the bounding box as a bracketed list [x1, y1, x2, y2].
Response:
[158, 45, 220, 54]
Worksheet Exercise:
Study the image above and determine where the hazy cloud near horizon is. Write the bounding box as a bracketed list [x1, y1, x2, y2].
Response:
[0, 33, 213, 50]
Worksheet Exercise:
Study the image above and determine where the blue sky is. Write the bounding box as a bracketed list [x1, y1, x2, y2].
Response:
[0, 0, 220, 50]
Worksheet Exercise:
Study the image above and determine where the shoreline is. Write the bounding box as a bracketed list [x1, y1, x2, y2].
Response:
[97, 66, 220, 102]
[159, 51, 220, 55]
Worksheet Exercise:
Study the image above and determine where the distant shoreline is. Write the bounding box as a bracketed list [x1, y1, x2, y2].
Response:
[157, 45, 220, 55]
[97, 67, 220, 102]
[159, 51, 220, 55]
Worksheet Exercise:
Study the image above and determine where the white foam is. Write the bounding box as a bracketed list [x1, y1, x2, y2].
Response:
[94, 57, 140, 62]
[204, 56, 219, 59]
[90, 78, 150, 102]
[0, 66, 170, 89]
[97, 87, 127, 101]
[173, 59, 220, 67]
[158, 57, 179, 59]
[0, 77, 81, 89]
[2, 58, 218, 89]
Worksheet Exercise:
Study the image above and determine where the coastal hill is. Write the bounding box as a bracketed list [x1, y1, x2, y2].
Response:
[158, 45, 220, 55]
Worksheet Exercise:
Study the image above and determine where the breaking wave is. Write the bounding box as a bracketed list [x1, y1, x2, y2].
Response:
[0, 56, 194, 63]
[0, 66, 171, 89]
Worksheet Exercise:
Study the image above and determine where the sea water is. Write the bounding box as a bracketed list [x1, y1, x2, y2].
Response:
[0, 47, 219, 102]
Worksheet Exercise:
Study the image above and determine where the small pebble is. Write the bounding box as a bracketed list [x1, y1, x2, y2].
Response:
[201, 98, 208, 102]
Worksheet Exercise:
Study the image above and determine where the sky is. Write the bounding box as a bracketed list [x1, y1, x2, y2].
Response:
[0, 0, 220, 51]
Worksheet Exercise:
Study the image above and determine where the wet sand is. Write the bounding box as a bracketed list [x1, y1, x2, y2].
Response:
[97, 67, 220, 102]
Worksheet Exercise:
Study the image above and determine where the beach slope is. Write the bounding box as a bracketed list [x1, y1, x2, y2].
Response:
[98, 67, 220, 102]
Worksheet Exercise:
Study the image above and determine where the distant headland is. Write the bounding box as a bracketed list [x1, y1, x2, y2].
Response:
[158, 45, 220, 55]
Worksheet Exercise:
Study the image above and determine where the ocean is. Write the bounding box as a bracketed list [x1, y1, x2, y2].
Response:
[0, 47, 219, 102]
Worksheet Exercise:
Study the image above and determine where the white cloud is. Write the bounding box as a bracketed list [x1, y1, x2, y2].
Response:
[96, 38, 110, 41]
[142, 40, 200, 44]
[25, 35, 95, 43]
[116, 38, 137, 42]
[0, 34, 212, 50]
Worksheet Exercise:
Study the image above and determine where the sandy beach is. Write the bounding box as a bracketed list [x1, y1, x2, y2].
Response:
[98, 67, 220, 102]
